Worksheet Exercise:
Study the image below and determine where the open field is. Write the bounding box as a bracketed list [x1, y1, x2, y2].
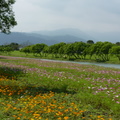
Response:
[0, 56, 120, 120]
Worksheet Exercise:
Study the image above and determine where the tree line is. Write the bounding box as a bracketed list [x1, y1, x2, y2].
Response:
[0, 41, 120, 62]
[0, 43, 19, 54]
[20, 40, 120, 62]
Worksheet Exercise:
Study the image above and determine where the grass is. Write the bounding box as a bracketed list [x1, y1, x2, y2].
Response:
[0, 50, 120, 64]
[0, 55, 120, 119]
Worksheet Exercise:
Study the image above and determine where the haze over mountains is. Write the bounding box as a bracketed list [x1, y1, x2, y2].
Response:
[0, 28, 119, 45]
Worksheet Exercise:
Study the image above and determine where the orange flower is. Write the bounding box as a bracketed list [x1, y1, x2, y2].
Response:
[12, 115, 17, 118]
[17, 117, 21, 119]
[56, 111, 63, 116]
[8, 92, 13, 96]
[97, 116, 102, 118]
[13, 107, 17, 110]
[57, 117, 62, 120]
[64, 116, 69, 120]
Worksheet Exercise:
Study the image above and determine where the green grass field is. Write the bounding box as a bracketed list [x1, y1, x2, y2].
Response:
[0, 55, 120, 119]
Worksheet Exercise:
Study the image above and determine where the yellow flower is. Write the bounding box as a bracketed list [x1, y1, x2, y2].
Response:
[17, 117, 21, 119]
[47, 108, 52, 113]
[13, 107, 17, 110]
[56, 111, 63, 116]
[97, 116, 102, 118]
[82, 117, 85, 119]
[30, 119, 35, 120]
[57, 117, 62, 120]
[33, 113, 40, 117]
[64, 109, 69, 112]
[58, 106, 64, 109]
[64, 116, 69, 120]
[38, 117, 42, 119]
[12, 115, 17, 118]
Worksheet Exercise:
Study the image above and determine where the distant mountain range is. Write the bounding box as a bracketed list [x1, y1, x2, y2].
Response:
[0, 28, 93, 45]
[0, 28, 119, 45]
[88, 31, 120, 43]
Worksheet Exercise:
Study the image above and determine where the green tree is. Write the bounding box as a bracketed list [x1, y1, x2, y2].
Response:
[31, 43, 47, 56]
[109, 46, 120, 61]
[87, 40, 94, 44]
[0, 45, 4, 53]
[89, 41, 113, 62]
[58, 43, 66, 58]
[0, 0, 17, 33]
[64, 43, 75, 59]
[73, 42, 87, 59]
[116, 42, 120, 46]
[99, 42, 113, 61]
[89, 42, 104, 61]
[4, 46, 13, 54]
[49, 42, 66, 58]
[9, 42, 20, 50]
[20, 46, 32, 56]
[42, 46, 49, 57]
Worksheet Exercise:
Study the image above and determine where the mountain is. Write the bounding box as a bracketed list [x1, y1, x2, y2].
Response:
[89, 31, 120, 43]
[28, 33, 86, 43]
[0, 32, 46, 45]
[33, 28, 94, 40]
[0, 29, 88, 45]
[0, 29, 119, 45]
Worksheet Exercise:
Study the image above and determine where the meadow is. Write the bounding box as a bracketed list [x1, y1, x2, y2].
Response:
[0, 55, 120, 120]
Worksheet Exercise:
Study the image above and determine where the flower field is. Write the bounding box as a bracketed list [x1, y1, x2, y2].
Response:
[0, 56, 120, 120]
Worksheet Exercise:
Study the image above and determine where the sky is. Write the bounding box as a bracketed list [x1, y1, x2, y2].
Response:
[12, 0, 120, 35]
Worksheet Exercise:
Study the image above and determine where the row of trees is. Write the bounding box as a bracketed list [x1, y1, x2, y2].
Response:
[0, 41, 120, 62]
[0, 43, 19, 53]
[20, 41, 120, 62]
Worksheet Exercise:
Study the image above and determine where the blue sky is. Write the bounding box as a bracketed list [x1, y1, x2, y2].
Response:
[12, 0, 120, 34]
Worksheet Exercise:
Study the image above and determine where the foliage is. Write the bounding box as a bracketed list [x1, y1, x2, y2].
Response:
[9, 42, 20, 50]
[87, 40, 94, 44]
[88, 42, 113, 62]
[73, 42, 87, 59]
[31, 43, 47, 56]
[64, 43, 75, 59]
[0, 42, 21, 54]
[0, 45, 13, 54]
[109, 46, 120, 61]
[17, 41, 120, 62]
[0, 0, 17, 33]
[20, 45, 32, 56]
[116, 42, 120, 46]
[98, 42, 113, 61]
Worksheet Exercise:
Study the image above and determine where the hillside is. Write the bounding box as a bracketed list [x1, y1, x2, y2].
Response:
[0, 32, 86, 46]
[0, 28, 119, 45]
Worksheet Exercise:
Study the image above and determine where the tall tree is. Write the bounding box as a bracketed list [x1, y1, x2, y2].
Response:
[31, 43, 47, 56]
[87, 40, 94, 44]
[99, 42, 113, 61]
[0, 0, 17, 33]
[73, 42, 87, 59]
[109, 46, 120, 61]
[116, 42, 120, 46]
